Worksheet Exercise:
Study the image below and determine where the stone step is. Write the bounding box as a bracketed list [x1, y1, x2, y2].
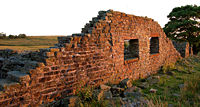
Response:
[0, 78, 19, 91]
[7, 71, 30, 83]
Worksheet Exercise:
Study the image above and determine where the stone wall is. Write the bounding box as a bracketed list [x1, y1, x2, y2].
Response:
[172, 41, 190, 57]
[0, 10, 182, 106]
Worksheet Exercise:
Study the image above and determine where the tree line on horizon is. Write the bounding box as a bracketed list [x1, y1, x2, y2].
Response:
[0, 32, 27, 39]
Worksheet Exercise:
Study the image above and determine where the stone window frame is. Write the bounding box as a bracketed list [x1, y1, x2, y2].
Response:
[150, 33, 160, 56]
[124, 38, 139, 64]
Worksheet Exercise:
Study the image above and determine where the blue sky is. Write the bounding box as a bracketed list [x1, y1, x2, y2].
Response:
[0, 0, 199, 36]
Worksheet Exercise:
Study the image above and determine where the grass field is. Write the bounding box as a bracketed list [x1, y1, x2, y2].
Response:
[134, 55, 200, 106]
[0, 36, 59, 51]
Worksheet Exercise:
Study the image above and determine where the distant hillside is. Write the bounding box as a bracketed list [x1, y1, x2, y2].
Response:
[0, 36, 59, 51]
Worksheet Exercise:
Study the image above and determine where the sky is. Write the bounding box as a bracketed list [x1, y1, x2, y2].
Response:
[0, 0, 199, 36]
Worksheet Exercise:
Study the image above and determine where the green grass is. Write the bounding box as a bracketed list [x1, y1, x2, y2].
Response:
[137, 54, 200, 107]
[144, 72, 200, 106]
[0, 36, 59, 51]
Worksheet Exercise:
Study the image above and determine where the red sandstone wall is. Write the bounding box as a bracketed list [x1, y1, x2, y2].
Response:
[89, 10, 181, 81]
[0, 10, 181, 106]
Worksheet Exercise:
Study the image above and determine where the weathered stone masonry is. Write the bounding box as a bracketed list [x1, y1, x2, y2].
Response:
[0, 10, 185, 106]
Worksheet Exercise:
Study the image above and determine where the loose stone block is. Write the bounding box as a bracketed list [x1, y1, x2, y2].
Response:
[0, 79, 20, 91]
[7, 71, 30, 83]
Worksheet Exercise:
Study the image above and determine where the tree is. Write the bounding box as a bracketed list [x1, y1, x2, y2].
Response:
[164, 5, 200, 47]
[8, 35, 15, 39]
[0, 32, 6, 39]
[18, 34, 26, 38]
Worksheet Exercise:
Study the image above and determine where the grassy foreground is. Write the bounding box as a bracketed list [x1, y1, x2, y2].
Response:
[74, 54, 200, 107]
[135, 54, 200, 106]
[0, 36, 59, 51]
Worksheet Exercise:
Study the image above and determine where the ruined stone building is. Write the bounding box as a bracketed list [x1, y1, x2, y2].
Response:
[0, 10, 189, 106]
